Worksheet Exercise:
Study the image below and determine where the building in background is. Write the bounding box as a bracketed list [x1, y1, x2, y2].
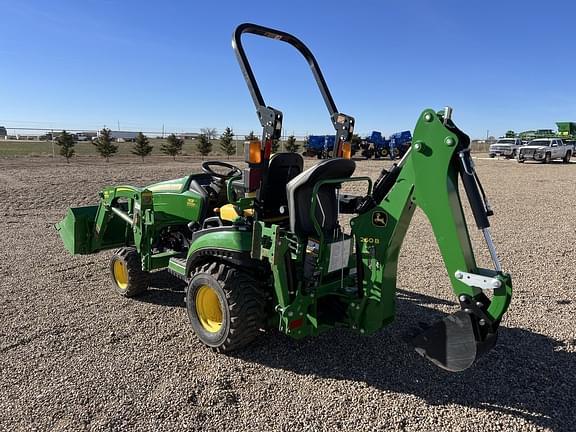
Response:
[96, 130, 139, 142]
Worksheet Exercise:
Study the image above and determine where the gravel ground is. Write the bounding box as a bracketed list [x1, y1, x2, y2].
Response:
[0, 155, 575, 432]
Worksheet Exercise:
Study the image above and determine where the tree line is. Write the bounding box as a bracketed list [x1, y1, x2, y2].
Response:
[55, 127, 302, 162]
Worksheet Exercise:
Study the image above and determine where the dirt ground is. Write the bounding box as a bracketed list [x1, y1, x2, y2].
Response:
[0, 155, 575, 431]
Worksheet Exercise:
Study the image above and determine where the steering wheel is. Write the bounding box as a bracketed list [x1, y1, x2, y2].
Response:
[201, 161, 242, 181]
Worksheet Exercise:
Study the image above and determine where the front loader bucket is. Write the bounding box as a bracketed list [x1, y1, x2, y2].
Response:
[56, 206, 99, 254]
[411, 310, 497, 372]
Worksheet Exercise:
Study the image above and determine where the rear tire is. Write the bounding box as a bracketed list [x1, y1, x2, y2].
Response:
[563, 151, 571, 164]
[110, 247, 149, 297]
[186, 262, 266, 352]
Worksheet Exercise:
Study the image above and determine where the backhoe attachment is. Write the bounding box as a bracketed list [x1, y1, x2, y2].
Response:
[351, 107, 512, 372]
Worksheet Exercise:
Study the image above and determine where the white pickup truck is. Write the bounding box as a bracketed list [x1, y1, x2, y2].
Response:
[517, 138, 573, 163]
[489, 138, 523, 159]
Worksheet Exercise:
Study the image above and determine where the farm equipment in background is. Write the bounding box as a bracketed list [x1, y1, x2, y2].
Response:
[305, 134, 336, 158]
[305, 134, 359, 159]
[389, 130, 412, 157]
[56, 23, 513, 372]
[361, 130, 412, 159]
[508, 122, 576, 147]
[360, 131, 388, 159]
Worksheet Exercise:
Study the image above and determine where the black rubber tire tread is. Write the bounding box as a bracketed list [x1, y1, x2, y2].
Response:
[109, 247, 150, 297]
[563, 151, 571, 164]
[544, 153, 551, 164]
[187, 261, 267, 353]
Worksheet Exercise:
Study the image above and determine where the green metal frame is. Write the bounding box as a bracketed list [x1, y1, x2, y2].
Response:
[250, 109, 512, 339]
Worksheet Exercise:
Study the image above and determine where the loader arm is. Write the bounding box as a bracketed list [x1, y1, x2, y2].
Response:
[350, 108, 512, 371]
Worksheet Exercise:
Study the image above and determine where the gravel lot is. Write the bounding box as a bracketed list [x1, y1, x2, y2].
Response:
[0, 155, 575, 431]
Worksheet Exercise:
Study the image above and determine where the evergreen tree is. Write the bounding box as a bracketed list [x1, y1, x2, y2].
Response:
[161, 134, 183, 160]
[132, 132, 153, 161]
[271, 138, 280, 153]
[245, 131, 257, 141]
[285, 135, 299, 153]
[220, 127, 235, 159]
[55, 130, 76, 163]
[196, 133, 212, 159]
[93, 128, 118, 162]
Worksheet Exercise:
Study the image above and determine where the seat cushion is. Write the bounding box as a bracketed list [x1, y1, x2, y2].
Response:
[259, 152, 304, 218]
[286, 158, 355, 236]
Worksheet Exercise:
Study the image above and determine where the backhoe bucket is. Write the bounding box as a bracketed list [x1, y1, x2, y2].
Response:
[411, 310, 497, 372]
[56, 206, 99, 254]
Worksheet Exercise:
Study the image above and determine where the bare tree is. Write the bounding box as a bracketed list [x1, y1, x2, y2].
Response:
[200, 128, 218, 140]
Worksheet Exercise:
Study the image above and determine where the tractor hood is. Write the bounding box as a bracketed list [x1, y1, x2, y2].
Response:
[146, 176, 188, 193]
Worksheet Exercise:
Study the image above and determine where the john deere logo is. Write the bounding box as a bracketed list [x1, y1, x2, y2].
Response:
[372, 211, 388, 227]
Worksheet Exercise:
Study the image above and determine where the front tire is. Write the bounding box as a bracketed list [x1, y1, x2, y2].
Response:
[563, 151, 571, 164]
[543, 152, 551, 164]
[186, 262, 266, 352]
[110, 247, 149, 297]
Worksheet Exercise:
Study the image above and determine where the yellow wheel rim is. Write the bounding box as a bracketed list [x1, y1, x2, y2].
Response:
[113, 259, 128, 289]
[195, 285, 223, 333]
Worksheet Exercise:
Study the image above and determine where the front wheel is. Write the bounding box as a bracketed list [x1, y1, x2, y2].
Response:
[563, 151, 571, 164]
[543, 153, 551, 164]
[109, 247, 149, 297]
[186, 262, 266, 352]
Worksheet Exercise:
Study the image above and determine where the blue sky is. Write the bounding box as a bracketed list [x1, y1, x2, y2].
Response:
[1, 0, 575, 138]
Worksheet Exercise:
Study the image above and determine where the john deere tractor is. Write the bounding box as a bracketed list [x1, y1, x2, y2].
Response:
[57, 24, 512, 372]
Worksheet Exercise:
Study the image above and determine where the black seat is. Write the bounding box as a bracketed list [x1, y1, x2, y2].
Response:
[259, 152, 304, 219]
[286, 158, 356, 237]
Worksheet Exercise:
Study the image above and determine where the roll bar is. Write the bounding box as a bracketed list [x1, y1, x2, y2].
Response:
[232, 23, 354, 155]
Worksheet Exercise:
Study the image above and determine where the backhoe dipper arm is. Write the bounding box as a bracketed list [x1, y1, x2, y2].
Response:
[350, 108, 512, 372]
[232, 23, 355, 157]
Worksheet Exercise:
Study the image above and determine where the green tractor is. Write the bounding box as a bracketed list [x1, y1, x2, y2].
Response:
[56, 24, 512, 372]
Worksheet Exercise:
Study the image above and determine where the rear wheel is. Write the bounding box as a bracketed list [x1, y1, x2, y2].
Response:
[186, 262, 266, 352]
[563, 151, 571, 164]
[110, 247, 149, 297]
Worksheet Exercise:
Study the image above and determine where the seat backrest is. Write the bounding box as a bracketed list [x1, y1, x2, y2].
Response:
[286, 158, 356, 237]
[259, 152, 304, 218]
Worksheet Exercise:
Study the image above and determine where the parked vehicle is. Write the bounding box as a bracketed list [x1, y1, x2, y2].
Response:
[55, 22, 514, 372]
[360, 131, 388, 158]
[304, 135, 335, 158]
[517, 138, 573, 163]
[360, 130, 412, 159]
[489, 138, 523, 159]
